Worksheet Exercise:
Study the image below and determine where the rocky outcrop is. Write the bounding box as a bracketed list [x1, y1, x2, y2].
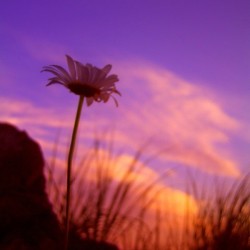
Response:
[0, 122, 119, 250]
[0, 123, 63, 249]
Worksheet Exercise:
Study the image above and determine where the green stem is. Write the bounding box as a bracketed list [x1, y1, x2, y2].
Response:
[65, 96, 84, 250]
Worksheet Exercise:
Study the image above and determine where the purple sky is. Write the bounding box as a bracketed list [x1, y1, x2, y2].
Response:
[0, 0, 250, 193]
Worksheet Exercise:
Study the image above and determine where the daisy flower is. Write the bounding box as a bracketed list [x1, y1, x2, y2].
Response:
[42, 55, 121, 249]
[42, 55, 120, 106]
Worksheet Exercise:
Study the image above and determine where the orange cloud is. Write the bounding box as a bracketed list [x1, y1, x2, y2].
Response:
[48, 147, 198, 220]
[44, 146, 198, 248]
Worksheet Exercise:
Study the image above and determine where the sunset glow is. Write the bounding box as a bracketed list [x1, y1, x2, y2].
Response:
[0, 1, 249, 248]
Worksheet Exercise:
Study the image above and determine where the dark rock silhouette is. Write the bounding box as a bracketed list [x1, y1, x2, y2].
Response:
[0, 123, 119, 250]
[0, 123, 63, 249]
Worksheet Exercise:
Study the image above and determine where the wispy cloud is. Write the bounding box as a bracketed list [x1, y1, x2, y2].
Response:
[0, 57, 245, 177]
[115, 60, 242, 177]
[0, 96, 71, 156]
[0, 60, 15, 87]
[0, 58, 246, 236]
[20, 36, 70, 64]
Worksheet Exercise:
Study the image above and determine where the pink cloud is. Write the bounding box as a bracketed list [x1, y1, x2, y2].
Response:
[115, 60, 242, 177]
[0, 57, 246, 177]
[20, 36, 70, 63]
[0, 60, 15, 87]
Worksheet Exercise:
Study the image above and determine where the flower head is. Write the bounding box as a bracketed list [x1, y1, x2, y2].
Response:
[42, 55, 120, 106]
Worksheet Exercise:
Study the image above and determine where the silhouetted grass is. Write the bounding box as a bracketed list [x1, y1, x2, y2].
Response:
[45, 137, 250, 250]
[189, 174, 250, 250]
[46, 136, 168, 249]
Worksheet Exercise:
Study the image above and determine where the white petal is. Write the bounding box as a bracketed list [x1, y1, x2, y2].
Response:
[86, 97, 94, 106]
[102, 64, 112, 75]
[66, 55, 76, 79]
[97, 75, 119, 87]
[111, 95, 119, 107]
[49, 65, 72, 81]
[96, 64, 112, 81]
[47, 77, 67, 85]
[42, 66, 70, 83]
[79, 64, 90, 83]
[47, 80, 65, 86]
[86, 64, 95, 83]
[100, 93, 110, 102]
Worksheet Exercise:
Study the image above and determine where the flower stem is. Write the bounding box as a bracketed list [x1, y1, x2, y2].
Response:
[65, 96, 84, 250]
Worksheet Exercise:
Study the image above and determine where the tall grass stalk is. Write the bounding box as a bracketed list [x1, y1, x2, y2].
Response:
[189, 174, 250, 250]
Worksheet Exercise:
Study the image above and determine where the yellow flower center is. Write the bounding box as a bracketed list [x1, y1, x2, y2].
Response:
[69, 82, 100, 97]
